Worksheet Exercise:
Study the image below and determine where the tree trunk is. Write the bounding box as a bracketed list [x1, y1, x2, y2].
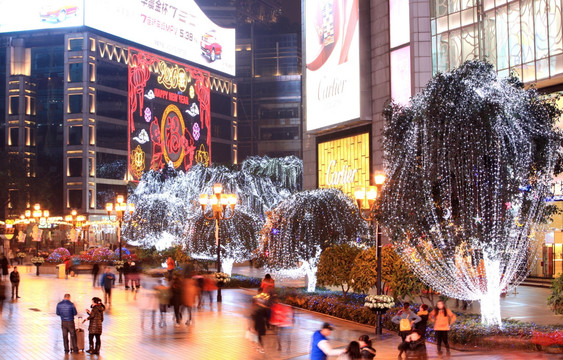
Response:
[222, 258, 235, 276]
[302, 260, 317, 292]
[479, 292, 501, 326]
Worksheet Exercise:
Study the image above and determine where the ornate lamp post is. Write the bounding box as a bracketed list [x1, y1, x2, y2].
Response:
[25, 204, 49, 276]
[355, 174, 386, 335]
[106, 195, 134, 283]
[199, 183, 236, 303]
[65, 210, 86, 255]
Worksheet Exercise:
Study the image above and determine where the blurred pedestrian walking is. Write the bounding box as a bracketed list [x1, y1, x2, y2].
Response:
[84, 297, 105, 355]
[261, 273, 275, 295]
[250, 295, 269, 353]
[56, 294, 78, 353]
[310, 322, 345, 360]
[166, 256, 175, 280]
[358, 335, 375, 359]
[154, 279, 170, 328]
[92, 263, 99, 287]
[0, 254, 8, 281]
[170, 273, 183, 326]
[100, 267, 115, 306]
[139, 283, 159, 329]
[339, 341, 361, 360]
[0, 279, 6, 314]
[270, 295, 294, 351]
[182, 277, 198, 325]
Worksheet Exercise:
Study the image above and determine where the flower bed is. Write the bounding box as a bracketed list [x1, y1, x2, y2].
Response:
[276, 289, 563, 353]
[220, 274, 262, 289]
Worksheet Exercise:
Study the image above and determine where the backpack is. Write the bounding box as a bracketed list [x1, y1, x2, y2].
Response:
[400, 318, 412, 332]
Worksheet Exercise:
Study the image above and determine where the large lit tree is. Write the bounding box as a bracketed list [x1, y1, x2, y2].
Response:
[380, 61, 563, 326]
[261, 188, 369, 291]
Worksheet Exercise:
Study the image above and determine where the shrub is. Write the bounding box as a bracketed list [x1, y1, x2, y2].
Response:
[317, 243, 362, 297]
[548, 273, 563, 314]
[222, 274, 262, 289]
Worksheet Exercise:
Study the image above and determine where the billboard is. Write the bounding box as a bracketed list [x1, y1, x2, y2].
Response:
[0, 0, 84, 33]
[85, 0, 235, 76]
[305, 0, 360, 131]
[0, 0, 236, 76]
[128, 48, 211, 181]
[317, 132, 370, 198]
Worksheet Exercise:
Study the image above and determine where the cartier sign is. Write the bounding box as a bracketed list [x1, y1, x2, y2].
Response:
[318, 133, 370, 198]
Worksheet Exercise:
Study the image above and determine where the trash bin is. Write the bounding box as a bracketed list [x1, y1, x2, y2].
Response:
[55, 264, 66, 279]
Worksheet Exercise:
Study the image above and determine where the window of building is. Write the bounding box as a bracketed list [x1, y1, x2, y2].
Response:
[96, 61, 127, 91]
[9, 96, 18, 115]
[210, 93, 232, 116]
[211, 117, 232, 140]
[9, 128, 18, 146]
[68, 94, 83, 113]
[68, 125, 82, 145]
[260, 126, 299, 141]
[68, 38, 83, 51]
[211, 142, 231, 165]
[96, 184, 126, 210]
[96, 152, 127, 179]
[68, 157, 83, 177]
[96, 121, 127, 150]
[69, 63, 83, 82]
[391, 46, 412, 105]
[96, 90, 126, 119]
[68, 189, 82, 209]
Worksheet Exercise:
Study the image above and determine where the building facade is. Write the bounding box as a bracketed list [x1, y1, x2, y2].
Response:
[1, 28, 237, 219]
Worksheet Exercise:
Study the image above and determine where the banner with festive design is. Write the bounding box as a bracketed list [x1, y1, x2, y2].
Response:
[128, 48, 211, 181]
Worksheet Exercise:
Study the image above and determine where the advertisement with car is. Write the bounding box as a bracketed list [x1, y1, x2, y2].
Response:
[0, 0, 235, 77]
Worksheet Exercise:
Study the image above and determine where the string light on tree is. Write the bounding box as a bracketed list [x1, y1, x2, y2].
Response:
[380, 60, 563, 326]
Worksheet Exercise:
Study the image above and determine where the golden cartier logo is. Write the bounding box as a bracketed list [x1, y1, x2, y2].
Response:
[157, 61, 189, 93]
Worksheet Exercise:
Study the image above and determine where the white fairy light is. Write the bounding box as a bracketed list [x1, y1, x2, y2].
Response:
[381, 61, 562, 326]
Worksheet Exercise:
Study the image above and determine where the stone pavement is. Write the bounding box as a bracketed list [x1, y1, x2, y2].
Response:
[0, 271, 561, 360]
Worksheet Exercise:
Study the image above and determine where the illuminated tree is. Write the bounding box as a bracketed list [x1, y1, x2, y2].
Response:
[380, 60, 563, 326]
[183, 206, 262, 275]
[261, 188, 369, 292]
[317, 243, 362, 297]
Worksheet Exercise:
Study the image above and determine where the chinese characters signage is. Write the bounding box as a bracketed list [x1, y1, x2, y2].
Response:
[318, 133, 370, 198]
[128, 48, 211, 181]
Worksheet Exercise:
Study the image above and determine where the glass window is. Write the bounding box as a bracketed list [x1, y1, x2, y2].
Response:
[68, 125, 82, 146]
[210, 142, 231, 165]
[68, 94, 83, 114]
[96, 90, 126, 120]
[260, 126, 299, 140]
[96, 61, 127, 91]
[96, 152, 127, 180]
[96, 121, 127, 150]
[9, 128, 18, 146]
[69, 38, 83, 51]
[69, 189, 82, 209]
[96, 184, 126, 210]
[9, 96, 18, 115]
[390, 0, 411, 48]
[68, 157, 83, 177]
[210, 93, 232, 116]
[211, 117, 232, 140]
[69, 63, 83, 82]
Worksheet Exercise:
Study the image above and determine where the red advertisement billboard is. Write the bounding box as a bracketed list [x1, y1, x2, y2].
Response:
[128, 48, 211, 181]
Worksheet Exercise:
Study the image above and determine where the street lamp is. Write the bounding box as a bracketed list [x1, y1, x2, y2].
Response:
[24, 203, 49, 255]
[199, 183, 237, 302]
[355, 174, 386, 335]
[106, 195, 134, 283]
[65, 210, 86, 255]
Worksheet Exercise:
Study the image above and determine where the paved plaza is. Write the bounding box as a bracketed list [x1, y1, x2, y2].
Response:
[0, 268, 561, 360]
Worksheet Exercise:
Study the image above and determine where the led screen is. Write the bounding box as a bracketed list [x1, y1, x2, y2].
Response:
[0, 0, 235, 76]
[305, 0, 360, 131]
[128, 48, 211, 181]
[85, 0, 235, 76]
[0, 0, 84, 33]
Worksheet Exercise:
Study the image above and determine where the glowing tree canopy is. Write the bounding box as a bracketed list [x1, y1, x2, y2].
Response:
[124, 156, 302, 256]
[380, 60, 563, 326]
[183, 206, 262, 275]
[261, 188, 369, 292]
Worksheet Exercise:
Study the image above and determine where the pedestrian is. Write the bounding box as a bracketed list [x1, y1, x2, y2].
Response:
[429, 300, 456, 356]
[261, 273, 275, 295]
[56, 293, 78, 354]
[358, 335, 376, 359]
[9, 266, 20, 299]
[99, 267, 115, 306]
[64, 257, 72, 278]
[250, 296, 269, 353]
[270, 295, 294, 351]
[7, 249, 15, 266]
[0, 279, 6, 313]
[398, 329, 427, 360]
[123, 260, 131, 289]
[0, 254, 9, 281]
[170, 273, 183, 326]
[154, 279, 171, 327]
[339, 341, 361, 360]
[391, 302, 421, 342]
[166, 256, 175, 280]
[130, 261, 141, 290]
[201, 273, 217, 308]
[92, 263, 100, 287]
[310, 322, 345, 360]
[84, 297, 105, 355]
[139, 282, 159, 329]
[415, 304, 429, 338]
[182, 276, 198, 325]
